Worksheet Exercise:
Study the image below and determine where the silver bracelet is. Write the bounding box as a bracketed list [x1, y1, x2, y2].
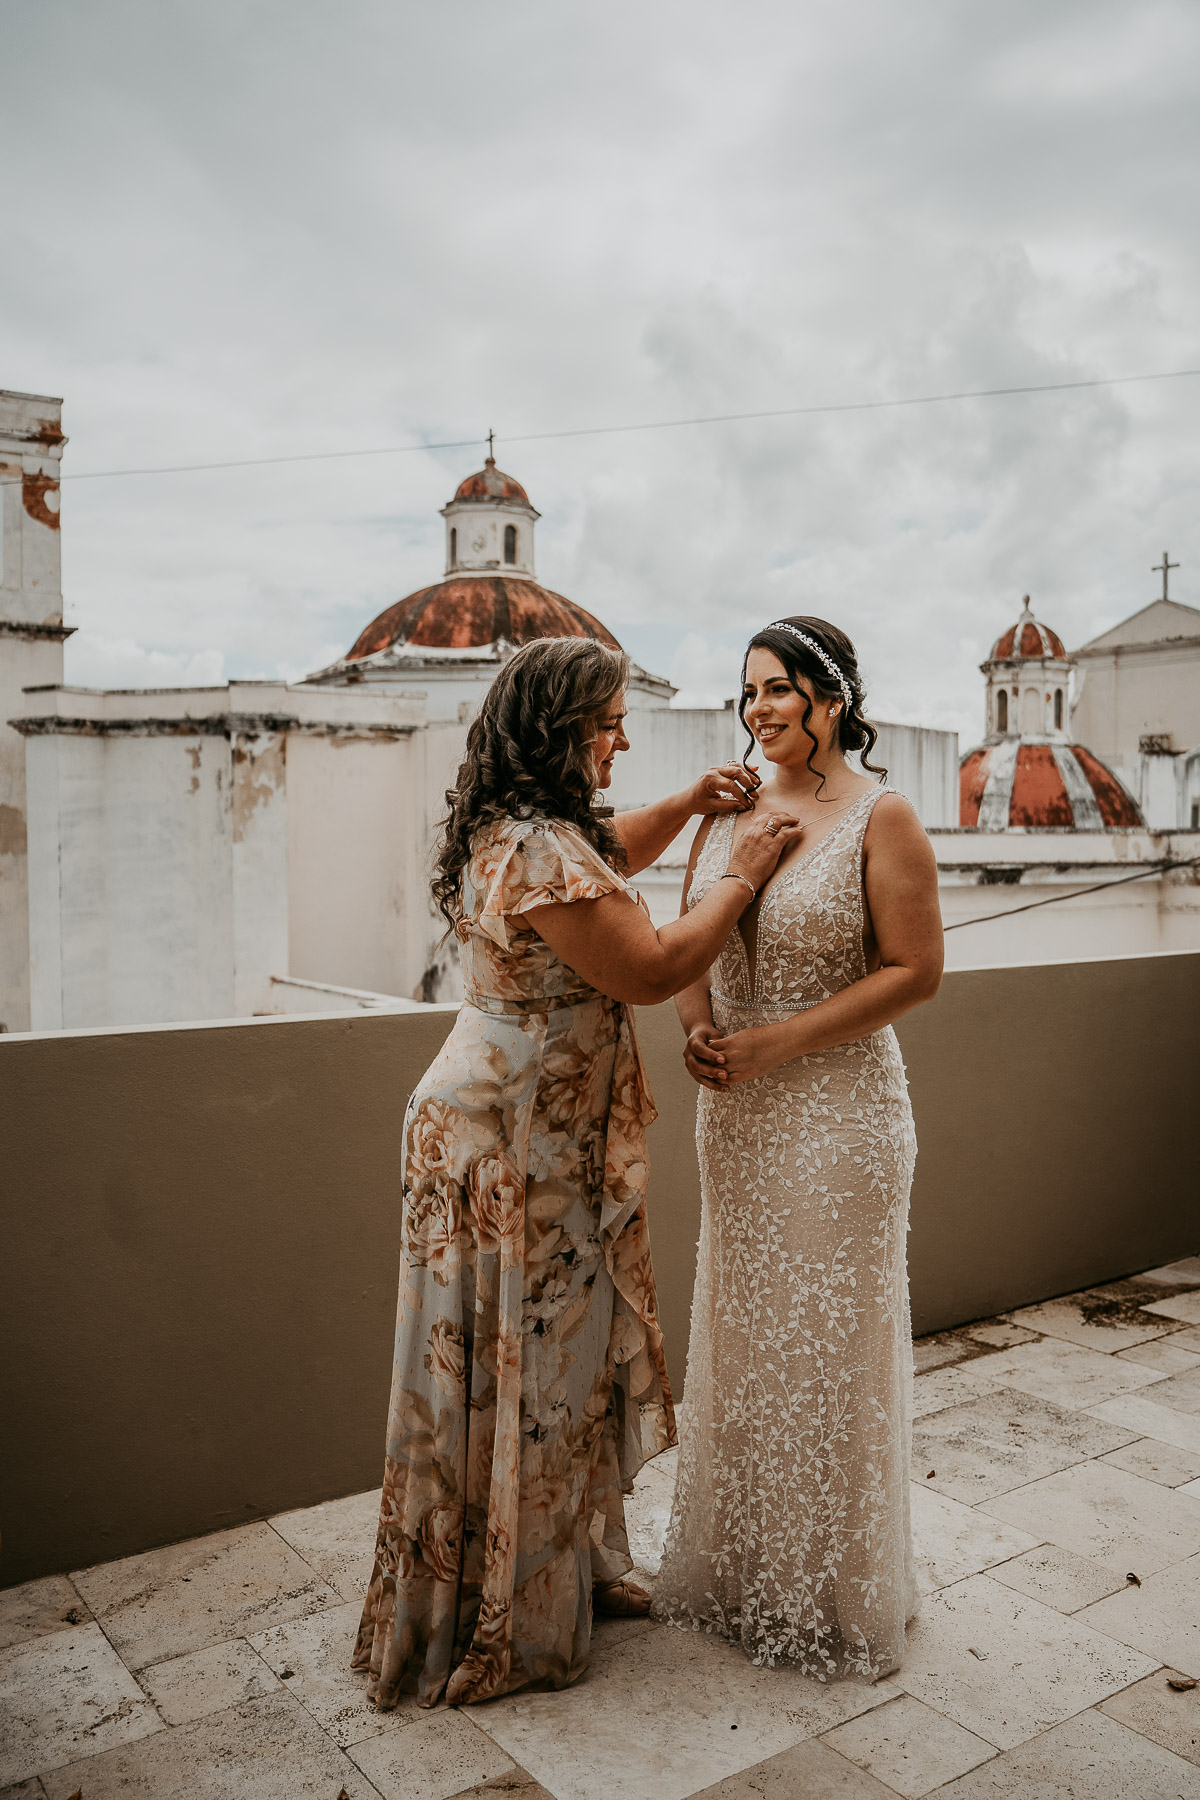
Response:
[721, 871, 756, 900]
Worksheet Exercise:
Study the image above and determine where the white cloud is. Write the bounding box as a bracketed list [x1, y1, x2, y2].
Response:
[2, 0, 1197, 754]
[64, 634, 225, 691]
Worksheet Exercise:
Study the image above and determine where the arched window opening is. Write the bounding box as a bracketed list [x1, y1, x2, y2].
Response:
[1054, 688, 1063, 730]
[996, 689, 1008, 733]
[450, 527, 457, 565]
[504, 524, 517, 565]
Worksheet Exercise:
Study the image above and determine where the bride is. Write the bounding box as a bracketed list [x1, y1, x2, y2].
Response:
[652, 615, 943, 1682]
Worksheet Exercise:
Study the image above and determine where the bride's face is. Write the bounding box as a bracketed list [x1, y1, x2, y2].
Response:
[743, 649, 837, 767]
[589, 693, 629, 788]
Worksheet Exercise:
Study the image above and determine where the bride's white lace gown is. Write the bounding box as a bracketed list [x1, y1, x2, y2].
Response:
[653, 788, 918, 1680]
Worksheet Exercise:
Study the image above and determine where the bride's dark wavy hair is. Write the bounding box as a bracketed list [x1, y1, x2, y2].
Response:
[433, 635, 630, 931]
[739, 615, 887, 800]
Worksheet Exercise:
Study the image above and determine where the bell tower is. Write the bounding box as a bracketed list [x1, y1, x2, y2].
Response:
[440, 440, 540, 579]
[981, 596, 1073, 743]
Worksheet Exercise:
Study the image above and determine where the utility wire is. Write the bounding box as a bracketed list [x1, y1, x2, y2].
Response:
[943, 854, 1200, 931]
[4, 365, 1199, 488]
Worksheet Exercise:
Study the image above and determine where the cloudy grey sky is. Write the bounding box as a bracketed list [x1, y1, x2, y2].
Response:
[3, 0, 1198, 741]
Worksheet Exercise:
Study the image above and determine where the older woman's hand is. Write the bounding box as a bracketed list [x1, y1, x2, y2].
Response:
[685, 761, 761, 816]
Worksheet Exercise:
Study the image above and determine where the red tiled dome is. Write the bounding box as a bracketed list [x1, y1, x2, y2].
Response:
[345, 575, 621, 661]
[989, 599, 1067, 662]
[452, 459, 531, 506]
[960, 742, 1143, 829]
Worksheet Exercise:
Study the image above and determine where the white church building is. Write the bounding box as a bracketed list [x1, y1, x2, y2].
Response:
[1, 385, 1196, 1031]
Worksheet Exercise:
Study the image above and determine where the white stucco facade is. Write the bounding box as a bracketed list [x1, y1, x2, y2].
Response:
[1071, 598, 1200, 761]
[16, 682, 452, 1030]
[0, 389, 68, 1033]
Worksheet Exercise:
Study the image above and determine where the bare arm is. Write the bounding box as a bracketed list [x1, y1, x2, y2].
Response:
[611, 763, 759, 875]
[672, 818, 729, 1091]
[710, 795, 943, 1083]
[527, 811, 802, 1007]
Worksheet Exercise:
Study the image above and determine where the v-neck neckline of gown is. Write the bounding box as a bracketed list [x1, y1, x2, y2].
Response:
[724, 786, 879, 999]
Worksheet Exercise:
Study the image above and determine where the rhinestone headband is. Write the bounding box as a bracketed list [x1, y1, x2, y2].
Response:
[766, 621, 854, 709]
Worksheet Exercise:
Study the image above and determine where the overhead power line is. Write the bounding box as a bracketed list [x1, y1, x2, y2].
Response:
[3, 364, 1199, 489]
[943, 854, 1200, 931]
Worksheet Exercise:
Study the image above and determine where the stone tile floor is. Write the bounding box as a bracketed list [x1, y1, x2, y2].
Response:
[4, 1257, 1200, 1799]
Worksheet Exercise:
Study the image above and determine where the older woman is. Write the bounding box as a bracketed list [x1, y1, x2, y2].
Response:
[353, 635, 800, 1708]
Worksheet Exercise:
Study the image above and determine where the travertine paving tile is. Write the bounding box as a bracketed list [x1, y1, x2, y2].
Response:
[973, 1337, 1165, 1410]
[0, 1623, 162, 1789]
[1077, 1550, 1200, 1675]
[1086, 1393, 1200, 1454]
[1003, 1294, 1177, 1354]
[1169, 1326, 1200, 1353]
[1145, 1292, 1200, 1326]
[1118, 1339, 1200, 1375]
[933, 1706, 1200, 1797]
[1100, 1436, 1200, 1488]
[981, 1458, 1200, 1576]
[452, 1775, 554, 1800]
[894, 1573, 1155, 1749]
[70, 1519, 342, 1671]
[987, 1543, 1126, 1612]
[473, 1615, 898, 1800]
[1138, 1257, 1200, 1286]
[911, 1388, 1134, 1505]
[967, 1322, 1040, 1349]
[913, 1336, 974, 1374]
[0, 1779, 48, 1797]
[138, 1636, 281, 1725]
[39, 1691, 378, 1799]
[251, 1599, 399, 1748]
[349, 1710, 517, 1800]
[1100, 1666, 1200, 1767]
[0, 1577, 90, 1652]
[268, 1488, 381, 1603]
[689, 1737, 896, 1798]
[1135, 1365, 1200, 1415]
[909, 1483, 1038, 1591]
[822, 1693, 995, 1796]
[911, 1364, 999, 1420]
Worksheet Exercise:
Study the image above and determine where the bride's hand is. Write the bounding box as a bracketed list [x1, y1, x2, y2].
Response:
[684, 761, 761, 816]
[708, 1024, 791, 1085]
[683, 1023, 728, 1089]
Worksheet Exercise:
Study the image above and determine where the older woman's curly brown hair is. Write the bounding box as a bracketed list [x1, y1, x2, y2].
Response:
[433, 636, 630, 930]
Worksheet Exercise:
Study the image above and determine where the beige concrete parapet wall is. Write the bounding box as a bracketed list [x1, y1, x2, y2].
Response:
[2, 951, 1197, 1588]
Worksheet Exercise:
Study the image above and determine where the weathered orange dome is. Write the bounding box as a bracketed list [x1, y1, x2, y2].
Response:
[960, 741, 1143, 830]
[451, 459, 531, 506]
[989, 599, 1067, 663]
[345, 574, 621, 661]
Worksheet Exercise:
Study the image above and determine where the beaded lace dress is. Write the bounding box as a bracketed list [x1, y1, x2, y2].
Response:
[652, 788, 919, 1680]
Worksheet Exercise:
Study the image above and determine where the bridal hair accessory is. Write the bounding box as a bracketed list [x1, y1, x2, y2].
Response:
[766, 622, 854, 710]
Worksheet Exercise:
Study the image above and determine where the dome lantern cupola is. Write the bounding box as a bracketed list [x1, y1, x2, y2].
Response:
[440, 443, 540, 579]
[982, 595, 1072, 742]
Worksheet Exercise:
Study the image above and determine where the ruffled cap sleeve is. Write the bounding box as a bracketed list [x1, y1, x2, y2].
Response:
[472, 820, 627, 950]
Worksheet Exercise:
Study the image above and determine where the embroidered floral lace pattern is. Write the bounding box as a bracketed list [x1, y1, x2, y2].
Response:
[354, 818, 674, 1710]
[652, 789, 919, 1680]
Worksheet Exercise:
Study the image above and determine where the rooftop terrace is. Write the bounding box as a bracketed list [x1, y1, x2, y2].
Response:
[3, 1263, 1200, 1799]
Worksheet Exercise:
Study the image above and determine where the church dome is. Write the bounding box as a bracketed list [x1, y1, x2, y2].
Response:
[452, 459, 531, 507]
[344, 574, 622, 662]
[960, 741, 1143, 829]
[988, 598, 1066, 663]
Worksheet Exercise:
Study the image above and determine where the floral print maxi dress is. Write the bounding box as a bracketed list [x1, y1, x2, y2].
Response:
[354, 816, 675, 1708]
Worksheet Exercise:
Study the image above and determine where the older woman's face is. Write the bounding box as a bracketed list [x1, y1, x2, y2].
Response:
[590, 694, 629, 788]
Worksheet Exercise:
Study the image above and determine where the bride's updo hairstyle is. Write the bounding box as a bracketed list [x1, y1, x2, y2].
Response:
[433, 635, 630, 929]
[740, 615, 887, 800]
